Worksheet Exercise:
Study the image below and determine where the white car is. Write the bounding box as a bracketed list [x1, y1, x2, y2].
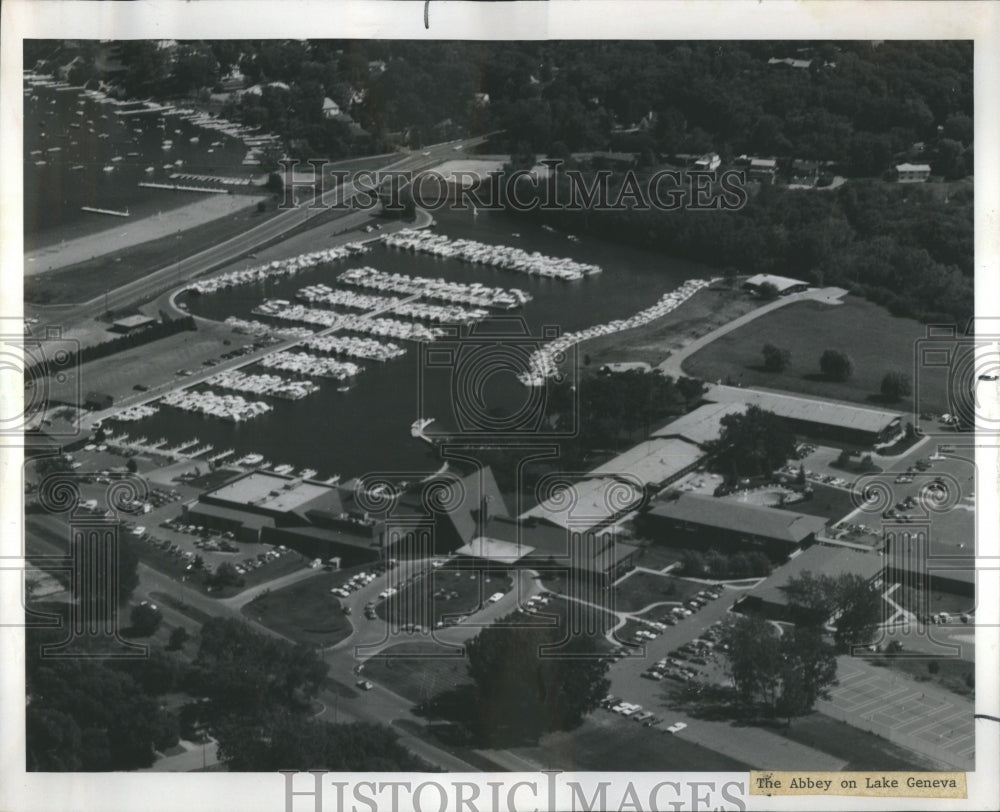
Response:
[666, 722, 688, 734]
[487, 592, 504, 604]
[619, 704, 641, 717]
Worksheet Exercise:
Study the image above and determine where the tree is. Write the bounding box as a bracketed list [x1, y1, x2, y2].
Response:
[723, 616, 783, 710]
[209, 562, 245, 589]
[706, 405, 797, 480]
[129, 602, 163, 636]
[761, 343, 791, 372]
[776, 627, 838, 723]
[819, 349, 854, 382]
[757, 281, 780, 300]
[832, 574, 884, 649]
[466, 623, 609, 742]
[880, 370, 912, 402]
[125, 458, 138, 474]
[167, 627, 190, 651]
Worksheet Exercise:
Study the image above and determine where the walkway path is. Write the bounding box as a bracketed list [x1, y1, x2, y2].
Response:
[657, 286, 848, 379]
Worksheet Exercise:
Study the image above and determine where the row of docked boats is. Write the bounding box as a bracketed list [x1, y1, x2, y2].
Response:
[296, 284, 396, 311]
[184, 244, 371, 295]
[252, 300, 445, 341]
[517, 277, 716, 386]
[382, 229, 601, 280]
[337, 266, 530, 309]
[111, 404, 159, 422]
[224, 316, 315, 340]
[258, 351, 362, 382]
[206, 370, 320, 400]
[304, 334, 406, 362]
[160, 389, 273, 422]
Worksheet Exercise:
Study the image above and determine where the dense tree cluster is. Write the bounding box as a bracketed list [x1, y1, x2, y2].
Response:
[677, 549, 773, 579]
[723, 617, 838, 722]
[705, 405, 798, 481]
[466, 622, 610, 743]
[784, 571, 884, 649]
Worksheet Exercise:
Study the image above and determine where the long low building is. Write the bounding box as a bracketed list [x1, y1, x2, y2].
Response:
[644, 492, 828, 556]
[704, 384, 903, 446]
[588, 437, 705, 489]
[651, 401, 745, 446]
[742, 273, 809, 296]
[734, 544, 885, 623]
[521, 476, 645, 533]
[456, 515, 639, 582]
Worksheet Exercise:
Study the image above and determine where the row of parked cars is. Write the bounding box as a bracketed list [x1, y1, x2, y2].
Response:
[330, 570, 380, 599]
[599, 696, 687, 733]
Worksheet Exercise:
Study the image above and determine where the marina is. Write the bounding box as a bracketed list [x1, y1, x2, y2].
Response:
[251, 300, 445, 341]
[303, 334, 406, 362]
[183, 244, 371, 295]
[337, 266, 530, 309]
[160, 389, 273, 422]
[257, 351, 363, 381]
[205, 370, 321, 400]
[383, 228, 602, 280]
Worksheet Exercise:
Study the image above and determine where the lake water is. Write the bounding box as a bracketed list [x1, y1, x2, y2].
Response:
[115, 206, 714, 481]
[23, 82, 252, 250]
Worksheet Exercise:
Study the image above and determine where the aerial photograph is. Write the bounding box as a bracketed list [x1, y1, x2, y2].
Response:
[18, 37, 979, 782]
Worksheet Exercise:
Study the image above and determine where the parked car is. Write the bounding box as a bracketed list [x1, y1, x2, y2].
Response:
[665, 722, 688, 734]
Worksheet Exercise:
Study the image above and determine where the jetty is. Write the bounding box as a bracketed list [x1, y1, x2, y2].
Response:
[81, 206, 130, 218]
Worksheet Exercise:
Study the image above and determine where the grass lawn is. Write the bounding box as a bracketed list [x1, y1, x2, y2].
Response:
[631, 544, 683, 571]
[868, 656, 975, 699]
[780, 713, 945, 771]
[570, 286, 761, 371]
[241, 573, 352, 647]
[612, 571, 703, 613]
[363, 642, 473, 704]
[682, 295, 951, 415]
[782, 483, 855, 522]
[149, 591, 215, 626]
[510, 714, 752, 771]
[376, 568, 510, 628]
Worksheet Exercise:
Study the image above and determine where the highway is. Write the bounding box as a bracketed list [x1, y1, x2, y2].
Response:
[38, 137, 487, 329]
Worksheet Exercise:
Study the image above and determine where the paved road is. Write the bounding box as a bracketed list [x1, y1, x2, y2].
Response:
[34, 137, 485, 326]
[657, 286, 848, 379]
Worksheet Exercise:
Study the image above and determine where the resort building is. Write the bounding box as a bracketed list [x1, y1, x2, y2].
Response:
[703, 384, 903, 447]
[895, 162, 931, 183]
[733, 544, 884, 623]
[521, 476, 645, 534]
[643, 492, 827, 557]
[741, 273, 810, 296]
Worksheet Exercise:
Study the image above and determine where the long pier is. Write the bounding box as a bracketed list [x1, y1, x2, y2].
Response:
[81, 206, 130, 218]
[138, 182, 230, 195]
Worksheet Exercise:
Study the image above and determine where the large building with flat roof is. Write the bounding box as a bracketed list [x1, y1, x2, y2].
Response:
[521, 476, 645, 533]
[734, 544, 885, 622]
[652, 401, 745, 446]
[644, 492, 827, 556]
[588, 438, 704, 489]
[742, 273, 809, 296]
[704, 384, 902, 446]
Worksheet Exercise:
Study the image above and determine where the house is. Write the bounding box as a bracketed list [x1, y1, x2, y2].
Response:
[734, 544, 884, 622]
[643, 492, 827, 557]
[895, 163, 931, 183]
[768, 57, 813, 70]
[789, 159, 820, 187]
[694, 152, 721, 173]
[322, 97, 342, 119]
[742, 273, 809, 296]
[747, 157, 778, 184]
[110, 314, 156, 333]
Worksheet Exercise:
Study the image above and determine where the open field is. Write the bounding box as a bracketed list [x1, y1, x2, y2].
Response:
[507, 713, 753, 771]
[682, 296, 951, 414]
[777, 713, 945, 771]
[242, 573, 352, 647]
[569, 286, 759, 371]
[612, 570, 704, 613]
[363, 642, 474, 705]
[869, 655, 975, 699]
[54, 323, 257, 407]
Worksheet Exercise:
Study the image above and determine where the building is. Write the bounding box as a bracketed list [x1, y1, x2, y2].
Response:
[110, 314, 156, 333]
[322, 97, 342, 119]
[742, 273, 810, 296]
[734, 544, 884, 622]
[521, 476, 645, 534]
[789, 159, 820, 187]
[768, 57, 813, 69]
[652, 402, 745, 447]
[644, 492, 827, 556]
[747, 157, 778, 184]
[456, 515, 638, 582]
[895, 163, 931, 183]
[694, 152, 721, 172]
[704, 384, 903, 446]
[588, 438, 704, 489]
[599, 361, 652, 375]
